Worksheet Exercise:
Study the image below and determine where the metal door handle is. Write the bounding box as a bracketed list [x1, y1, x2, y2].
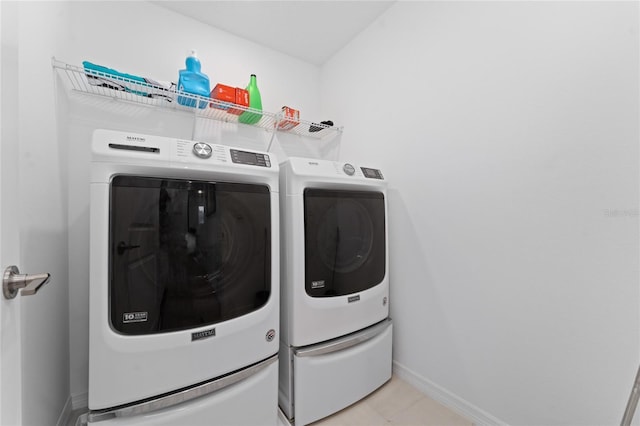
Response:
[3, 265, 50, 299]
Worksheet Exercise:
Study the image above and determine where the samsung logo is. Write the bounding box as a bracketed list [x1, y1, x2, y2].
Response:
[192, 328, 216, 341]
[348, 295, 360, 303]
[308, 161, 319, 165]
[126, 136, 146, 142]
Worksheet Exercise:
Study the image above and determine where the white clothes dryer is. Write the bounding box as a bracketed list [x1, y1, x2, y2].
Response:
[278, 157, 392, 426]
[87, 129, 279, 425]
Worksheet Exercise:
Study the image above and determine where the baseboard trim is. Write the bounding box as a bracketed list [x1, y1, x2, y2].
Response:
[71, 392, 88, 411]
[56, 395, 73, 426]
[392, 361, 508, 426]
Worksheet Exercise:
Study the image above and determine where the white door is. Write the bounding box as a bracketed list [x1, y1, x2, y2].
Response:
[2, 3, 76, 424]
[0, 2, 24, 423]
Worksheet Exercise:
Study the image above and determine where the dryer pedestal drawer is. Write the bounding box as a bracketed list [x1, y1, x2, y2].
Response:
[292, 320, 392, 426]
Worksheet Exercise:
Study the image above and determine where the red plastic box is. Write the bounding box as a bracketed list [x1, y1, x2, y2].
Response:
[210, 84, 249, 116]
[278, 106, 300, 130]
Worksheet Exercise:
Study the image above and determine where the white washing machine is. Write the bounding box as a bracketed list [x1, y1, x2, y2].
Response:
[87, 129, 280, 424]
[278, 157, 392, 426]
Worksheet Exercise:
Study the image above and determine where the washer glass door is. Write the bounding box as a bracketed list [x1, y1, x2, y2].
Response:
[304, 189, 385, 297]
[109, 176, 271, 335]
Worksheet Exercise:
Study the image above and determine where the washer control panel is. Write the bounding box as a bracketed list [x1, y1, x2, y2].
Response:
[174, 139, 272, 167]
[93, 131, 278, 175]
[230, 149, 271, 167]
[192, 142, 212, 159]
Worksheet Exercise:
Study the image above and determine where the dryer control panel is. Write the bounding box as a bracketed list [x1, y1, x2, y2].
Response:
[361, 167, 384, 180]
[289, 158, 385, 182]
[341, 163, 384, 179]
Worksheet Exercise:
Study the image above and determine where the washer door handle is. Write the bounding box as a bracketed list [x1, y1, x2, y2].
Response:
[3, 265, 51, 299]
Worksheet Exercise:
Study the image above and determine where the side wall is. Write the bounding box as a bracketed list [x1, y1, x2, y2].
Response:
[321, 2, 639, 424]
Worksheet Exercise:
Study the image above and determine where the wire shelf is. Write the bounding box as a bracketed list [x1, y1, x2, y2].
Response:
[52, 58, 342, 140]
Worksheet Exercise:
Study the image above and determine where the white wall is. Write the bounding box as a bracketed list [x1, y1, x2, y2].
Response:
[59, 1, 323, 403]
[1, 1, 71, 424]
[322, 2, 639, 424]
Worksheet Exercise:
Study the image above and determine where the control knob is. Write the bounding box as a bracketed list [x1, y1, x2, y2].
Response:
[193, 142, 212, 159]
[343, 163, 355, 176]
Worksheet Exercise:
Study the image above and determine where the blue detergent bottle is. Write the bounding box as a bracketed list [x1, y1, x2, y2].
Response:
[177, 50, 210, 108]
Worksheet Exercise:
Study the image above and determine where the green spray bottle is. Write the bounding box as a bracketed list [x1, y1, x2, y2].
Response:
[239, 74, 262, 125]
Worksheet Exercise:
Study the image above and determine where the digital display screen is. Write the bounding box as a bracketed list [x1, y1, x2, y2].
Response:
[361, 167, 383, 179]
[233, 150, 258, 165]
[230, 149, 270, 167]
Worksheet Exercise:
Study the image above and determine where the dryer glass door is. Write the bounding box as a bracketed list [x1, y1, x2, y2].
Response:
[109, 176, 271, 335]
[304, 189, 385, 297]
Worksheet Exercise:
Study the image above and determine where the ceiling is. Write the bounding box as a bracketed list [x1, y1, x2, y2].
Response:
[151, 1, 396, 65]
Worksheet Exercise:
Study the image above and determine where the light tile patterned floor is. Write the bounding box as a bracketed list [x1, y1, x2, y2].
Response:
[308, 375, 474, 426]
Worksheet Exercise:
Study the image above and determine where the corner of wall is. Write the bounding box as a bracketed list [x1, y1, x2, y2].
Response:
[55, 395, 73, 426]
[392, 361, 507, 426]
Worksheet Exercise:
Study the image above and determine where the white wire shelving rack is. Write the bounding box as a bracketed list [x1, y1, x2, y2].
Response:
[51, 58, 342, 150]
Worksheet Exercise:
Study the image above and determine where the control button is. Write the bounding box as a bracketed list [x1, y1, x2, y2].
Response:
[343, 163, 355, 176]
[192, 142, 212, 159]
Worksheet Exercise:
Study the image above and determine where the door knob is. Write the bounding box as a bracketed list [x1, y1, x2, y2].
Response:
[3, 265, 50, 300]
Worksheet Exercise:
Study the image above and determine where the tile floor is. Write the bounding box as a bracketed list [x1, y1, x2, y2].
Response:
[307, 375, 473, 426]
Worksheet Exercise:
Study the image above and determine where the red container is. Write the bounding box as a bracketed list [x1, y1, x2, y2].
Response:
[278, 106, 300, 130]
[210, 84, 249, 116]
[233, 88, 249, 115]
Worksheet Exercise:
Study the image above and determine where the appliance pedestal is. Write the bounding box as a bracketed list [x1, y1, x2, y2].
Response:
[283, 320, 392, 426]
[87, 358, 278, 425]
